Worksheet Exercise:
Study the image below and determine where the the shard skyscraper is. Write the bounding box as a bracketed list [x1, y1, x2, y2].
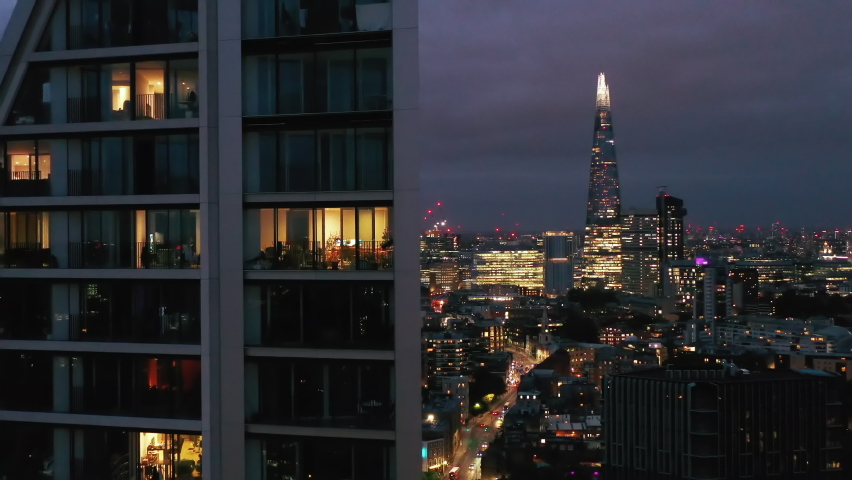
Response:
[581, 73, 622, 289]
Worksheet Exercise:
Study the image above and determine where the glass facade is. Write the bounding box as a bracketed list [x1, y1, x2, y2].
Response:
[0, 134, 199, 197]
[243, 127, 391, 192]
[243, 47, 391, 116]
[245, 281, 393, 349]
[0, 209, 202, 269]
[583, 74, 623, 289]
[242, 0, 392, 39]
[6, 58, 199, 126]
[244, 206, 392, 270]
[0, 351, 201, 419]
[0, 211, 52, 267]
[473, 250, 545, 292]
[0, 280, 200, 343]
[0, 139, 52, 196]
[246, 435, 392, 480]
[38, 0, 199, 51]
[246, 358, 394, 429]
[0, 423, 203, 480]
[73, 134, 200, 195]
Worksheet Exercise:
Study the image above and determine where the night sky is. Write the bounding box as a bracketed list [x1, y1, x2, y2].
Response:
[421, 1, 852, 233]
[2, 2, 851, 233]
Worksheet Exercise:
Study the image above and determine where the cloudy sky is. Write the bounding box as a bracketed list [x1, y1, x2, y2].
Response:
[2, 2, 850, 232]
[421, 1, 852, 232]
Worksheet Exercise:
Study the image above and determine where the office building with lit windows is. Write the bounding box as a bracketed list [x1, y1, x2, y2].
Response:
[582, 73, 622, 289]
[661, 259, 701, 314]
[0, 1, 420, 479]
[543, 231, 573, 296]
[473, 249, 544, 294]
[656, 190, 686, 263]
[620, 208, 659, 296]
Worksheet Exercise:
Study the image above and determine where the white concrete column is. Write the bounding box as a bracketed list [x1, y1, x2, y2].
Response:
[392, 0, 421, 477]
[202, 0, 246, 479]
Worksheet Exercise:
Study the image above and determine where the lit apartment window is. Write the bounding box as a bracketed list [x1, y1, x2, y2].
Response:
[245, 206, 392, 271]
[7, 59, 199, 126]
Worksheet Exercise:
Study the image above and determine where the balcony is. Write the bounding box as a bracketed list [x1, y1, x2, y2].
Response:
[0, 280, 200, 344]
[1, 209, 201, 269]
[245, 206, 392, 271]
[66, 241, 199, 269]
[244, 240, 392, 271]
[243, 0, 392, 39]
[2, 243, 57, 268]
[1, 170, 51, 196]
[1, 139, 53, 197]
[247, 359, 394, 430]
[6, 59, 198, 126]
[243, 47, 391, 116]
[245, 281, 393, 350]
[38, 0, 198, 51]
[244, 127, 391, 193]
[0, 351, 202, 420]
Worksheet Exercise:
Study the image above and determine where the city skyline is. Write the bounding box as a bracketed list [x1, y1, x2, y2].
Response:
[419, 1, 852, 231]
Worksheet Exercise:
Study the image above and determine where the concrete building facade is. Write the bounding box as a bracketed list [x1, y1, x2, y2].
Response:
[0, 0, 420, 478]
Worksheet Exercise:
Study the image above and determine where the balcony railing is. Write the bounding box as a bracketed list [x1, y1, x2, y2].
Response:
[1, 170, 50, 197]
[2, 243, 56, 268]
[67, 242, 200, 269]
[68, 96, 101, 123]
[249, 402, 394, 430]
[69, 312, 200, 344]
[245, 240, 392, 271]
[136, 94, 166, 120]
[67, 169, 104, 196]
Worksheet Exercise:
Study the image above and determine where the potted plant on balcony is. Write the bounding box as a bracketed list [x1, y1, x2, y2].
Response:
[325, 232, 341, 270]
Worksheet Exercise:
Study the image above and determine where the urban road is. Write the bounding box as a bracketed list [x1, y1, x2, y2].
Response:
[447, 347, 538, 480]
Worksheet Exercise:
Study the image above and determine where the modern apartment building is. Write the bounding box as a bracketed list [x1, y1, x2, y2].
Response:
[605, 365, 846, 479]
[0, 1, 419, 479]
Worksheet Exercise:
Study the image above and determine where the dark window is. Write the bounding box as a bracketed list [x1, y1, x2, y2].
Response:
[249, 436, 392, 480]
[251, 358, 393, 430]
[243, 48, 391, 115]
[249, 281, 393, 349]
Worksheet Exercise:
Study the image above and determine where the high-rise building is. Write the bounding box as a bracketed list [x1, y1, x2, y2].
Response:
[0, 1, 420, 479]
[473, 249, 544, 294]
[543, 231, 574, 296]
[620, 208, 659, 296]
[661, 259, 701, 314]
[582, 73, 622, 289]
[656, 189, 687, 264]
[728, 267, 759, 315]
[604, 365, 846, 479]
[424, 332, 473, 389]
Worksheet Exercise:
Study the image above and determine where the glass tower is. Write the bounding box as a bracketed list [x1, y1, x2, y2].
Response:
[582, 73, 622, 289]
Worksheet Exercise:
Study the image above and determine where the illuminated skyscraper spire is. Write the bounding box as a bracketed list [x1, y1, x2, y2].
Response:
[582, 73, 622, 289]
[596, 72, 610, 110]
